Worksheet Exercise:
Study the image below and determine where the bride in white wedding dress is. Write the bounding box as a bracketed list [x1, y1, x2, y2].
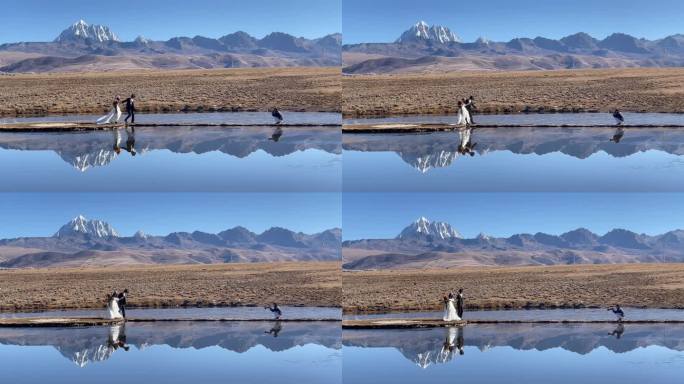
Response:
[456, 100, 471, 126]
[442, 293, 461, 321]
[96, 97, 122, 124]
[106, 293, 123, 319]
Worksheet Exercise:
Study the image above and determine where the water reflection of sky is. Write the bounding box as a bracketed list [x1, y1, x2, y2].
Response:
[343, 126, 684, 191]
[344, 150, 684, 191]
[343, 324, 684, 384]
[0, 126, 341, 192]
[0, 321, 341, 383]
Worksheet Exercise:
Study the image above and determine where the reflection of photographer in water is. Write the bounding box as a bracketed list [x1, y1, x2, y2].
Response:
[609, 323, 625, 339]
[107, 324, 130, 352]
[269, 126, 283, 142]
[264, 321, 283, 337]
[610, 127, 625, 143]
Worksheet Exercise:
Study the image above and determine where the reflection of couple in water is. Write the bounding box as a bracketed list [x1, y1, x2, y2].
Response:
[458, 126, 477, 156]
[107, 324, 130, 352]
[113, 127, 137, 156]
[440, 327, 465, 362]
[105, 289, 129, 320]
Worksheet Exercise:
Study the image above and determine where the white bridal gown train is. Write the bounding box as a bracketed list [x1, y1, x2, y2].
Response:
[97, 104, 122, 124]
[456, 104, 471, 126]
[106, 297, 124, 319]
[443, 298, 461, 321]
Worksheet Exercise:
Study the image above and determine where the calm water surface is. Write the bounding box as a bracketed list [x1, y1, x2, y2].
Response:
[344, 324, 684, 383]
[344, 112, 684, 126]
[344, 123, 684, 191]
[0, 321, 341, 383]
[344, 308, 684, 321]
[0, 306, 341, 320]
[0, 122, 341, 192]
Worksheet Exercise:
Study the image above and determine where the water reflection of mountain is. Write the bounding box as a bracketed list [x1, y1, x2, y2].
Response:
[343, 324, 684, 368]
[0, 321, 340, 367]
[0, 126, 341, 172]
[343, 128, 684, 173]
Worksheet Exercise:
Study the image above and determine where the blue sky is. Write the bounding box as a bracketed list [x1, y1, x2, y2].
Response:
[0, 0, 340, 44]
[343, 193, 684, 240]
[0, 193, 340, 238]
[343, 0, 684, 44]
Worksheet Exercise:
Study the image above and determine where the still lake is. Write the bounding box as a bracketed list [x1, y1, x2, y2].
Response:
[0, 320, 341, 383]
[344, 323, 684, 384]
[0, 112, 341, 192]
[344, 113, 684, 192]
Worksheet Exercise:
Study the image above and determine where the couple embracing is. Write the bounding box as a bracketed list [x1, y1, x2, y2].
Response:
[442, 288, 465, 321]
[105, 289, 129, 320]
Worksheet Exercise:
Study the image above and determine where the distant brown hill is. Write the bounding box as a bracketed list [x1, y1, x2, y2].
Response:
[0, 20, 340, 73]
[0, 216, 341, 268]
[343, 217, 684, 269]
[343, 21, 684, 74]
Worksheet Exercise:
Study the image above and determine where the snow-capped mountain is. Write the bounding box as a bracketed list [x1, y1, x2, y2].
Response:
[53, 215, 120, 238]
[54, 19, 119, 43]
[395, 21, 461, 44]
[344, 222, 684, 269]
[0, 20, 340, 72]
[397, 217, 462, 240]
[0, 220, 341, 268]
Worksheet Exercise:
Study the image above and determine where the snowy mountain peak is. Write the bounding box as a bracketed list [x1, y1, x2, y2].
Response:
[396, 21, 461, 44]
[476, 232, 491, 240]
[476, 36, 490, 45]
[397, 217, 462, 240]
[54, 20, 119, 43]
[53, 215, 120, 238]
[134, 35, 150, 45]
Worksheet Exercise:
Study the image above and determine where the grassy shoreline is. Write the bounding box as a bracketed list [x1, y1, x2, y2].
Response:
[0, 67, 341, 116]
[0, 262, 341, 311]
[343, 264, 684, 313]
[343, 67, 684, 118]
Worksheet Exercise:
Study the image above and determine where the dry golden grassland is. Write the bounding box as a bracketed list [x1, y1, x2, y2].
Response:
[343, 67, 684, 117]
[0, 262, 341, 311]
[343, 263, 684, 313]
[0, 67, 340, 116]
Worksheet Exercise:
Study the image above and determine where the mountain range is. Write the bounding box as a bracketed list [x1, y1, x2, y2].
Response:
[343, 20, 684, 73]
[0, 20, 341, 72]
[0, 126, 341, 172]
[0, 215, 341, 268]
[343, 217, 684, 269]
[342, 127, 684, 173]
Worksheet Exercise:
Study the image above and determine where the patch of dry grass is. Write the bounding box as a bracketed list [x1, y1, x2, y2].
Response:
[0, 67, 340, 116]
[343, 264, 684, 313]
[0, 262, 341, 311]
[343, 67, 684, 117]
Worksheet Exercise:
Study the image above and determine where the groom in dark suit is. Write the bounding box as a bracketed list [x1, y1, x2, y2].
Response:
[118, 289, 128, 319]
[123, 94, 136, 124]
[456, 288, 464, 318]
